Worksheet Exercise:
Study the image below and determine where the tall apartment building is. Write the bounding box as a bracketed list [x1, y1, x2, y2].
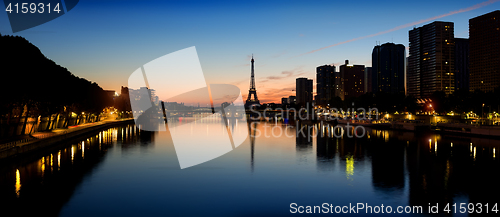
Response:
[454, 38, 469, 92]
[365, 67, 372, 94]
[296, 78, 313, 111]
[372, 43, 406, 95]
[407, 21, 455, 98]
[469, 10, 500, 92]
[339, 60, 365, 100]
[316, 65, 336, 107]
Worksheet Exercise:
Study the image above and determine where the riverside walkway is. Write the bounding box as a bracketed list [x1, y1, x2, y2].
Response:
[0, 118, 134, 159]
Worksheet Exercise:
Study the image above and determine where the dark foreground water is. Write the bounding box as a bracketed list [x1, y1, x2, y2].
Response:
[1, 121, 499, 216]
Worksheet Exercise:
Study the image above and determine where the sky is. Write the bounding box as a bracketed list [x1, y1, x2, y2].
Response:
[1, 0, 499, 104]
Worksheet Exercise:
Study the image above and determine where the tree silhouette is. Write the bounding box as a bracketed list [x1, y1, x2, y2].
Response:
[0, 35, 113, 138]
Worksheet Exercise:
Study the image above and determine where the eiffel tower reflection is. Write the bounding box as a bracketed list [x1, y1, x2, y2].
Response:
[249, 122, 257, 172]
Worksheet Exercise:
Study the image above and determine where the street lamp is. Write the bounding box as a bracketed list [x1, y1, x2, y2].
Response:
[482, 103, 485, 120]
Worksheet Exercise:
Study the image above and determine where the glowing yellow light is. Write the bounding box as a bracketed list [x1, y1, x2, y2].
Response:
[346, 155, 354, 180]
[58, 151, 61, 168]
[474, 147, 476, 159]
[50, 154, 53, 167]
[451, 143, 453, 147]
[15, 169, 21, 197]
[71, 146, 74, 162]
[470, 143, 473, 152]
[494, 148, 496, 159]
[82, 142, 85, 159]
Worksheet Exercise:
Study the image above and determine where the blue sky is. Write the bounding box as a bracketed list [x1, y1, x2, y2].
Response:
[1, 0, 498, 102]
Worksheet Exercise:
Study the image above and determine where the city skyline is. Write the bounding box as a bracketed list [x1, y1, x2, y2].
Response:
[2, 2, 500, 214]
[0, 0, 498, 103]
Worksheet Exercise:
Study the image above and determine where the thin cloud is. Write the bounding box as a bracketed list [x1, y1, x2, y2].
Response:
[259, 66, 305, 83]
[298, 0, 499, 56]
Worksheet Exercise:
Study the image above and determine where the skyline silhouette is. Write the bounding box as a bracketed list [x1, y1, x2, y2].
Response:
[1, 0, 498, 103]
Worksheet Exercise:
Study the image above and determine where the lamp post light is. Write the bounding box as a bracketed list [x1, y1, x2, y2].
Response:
[481, 103, 485, 125]
[482, 103, 485, 119]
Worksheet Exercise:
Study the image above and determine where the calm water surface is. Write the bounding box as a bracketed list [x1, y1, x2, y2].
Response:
[1, 121, 499, 216]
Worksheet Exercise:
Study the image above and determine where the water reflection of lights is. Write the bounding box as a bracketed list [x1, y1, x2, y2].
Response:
[58, 151, 61, 169]
[494, 148, 496, 159]
[50, 154, 54, 172]
[444, 160, 450, 188]
[71, 146, 74, 162]
[82, 142, 85, 159]
[15, 169, 21, 198]
[474, 147, 477, 160]
[40, 157, 45, 175]
[346, 155, 354, 181]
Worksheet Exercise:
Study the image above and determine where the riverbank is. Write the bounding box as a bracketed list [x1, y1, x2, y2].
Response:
[294, 118, 500, 139]
[0, 118, 134, 160]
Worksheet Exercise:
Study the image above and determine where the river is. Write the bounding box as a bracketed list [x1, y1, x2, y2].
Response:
[1, 121, 499, 216]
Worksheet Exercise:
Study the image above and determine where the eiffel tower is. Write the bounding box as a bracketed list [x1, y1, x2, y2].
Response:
[245, 55, 260, 108]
